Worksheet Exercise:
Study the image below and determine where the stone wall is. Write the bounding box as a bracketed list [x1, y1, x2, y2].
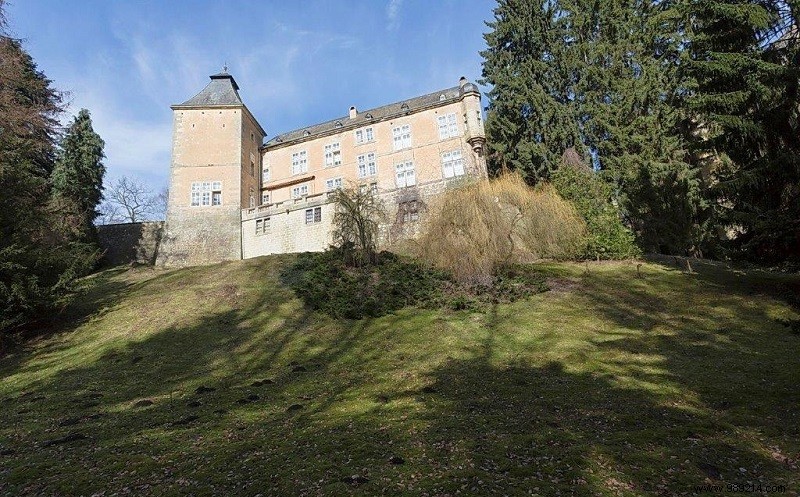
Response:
[157, 205, 243, 267]
[241, 177, 461, 257]
[97, 221, 164, 266]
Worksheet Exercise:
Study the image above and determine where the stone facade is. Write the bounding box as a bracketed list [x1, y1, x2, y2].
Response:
[158, 71, 486, 266]
[97, 221, 164, 266]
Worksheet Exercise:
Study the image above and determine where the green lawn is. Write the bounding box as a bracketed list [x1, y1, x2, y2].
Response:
[1, 256, 798, 496]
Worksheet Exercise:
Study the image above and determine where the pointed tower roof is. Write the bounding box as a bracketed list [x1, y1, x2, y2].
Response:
[173, 71, 243, 107]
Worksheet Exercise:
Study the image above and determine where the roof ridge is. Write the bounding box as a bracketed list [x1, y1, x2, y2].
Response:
[264, 84, 469, 148]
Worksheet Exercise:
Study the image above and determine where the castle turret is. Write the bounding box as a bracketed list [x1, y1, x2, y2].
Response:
[157, 70, 266, 266]
[458, 77, 488, 177]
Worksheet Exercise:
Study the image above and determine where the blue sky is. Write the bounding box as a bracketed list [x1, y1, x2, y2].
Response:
[7, 0, 495, 190]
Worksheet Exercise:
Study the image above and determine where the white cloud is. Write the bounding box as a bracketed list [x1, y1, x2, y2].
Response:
[61, 85, 172, 189]
[386, 0, 404, 31]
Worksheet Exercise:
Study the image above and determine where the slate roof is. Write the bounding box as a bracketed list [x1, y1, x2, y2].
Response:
[264, 82, 480, 149]
[174, 72, 243, 107]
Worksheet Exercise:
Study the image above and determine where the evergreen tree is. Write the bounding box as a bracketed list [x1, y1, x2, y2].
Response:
[481, 0, 706, 254]
[481, 0, 584, 182]
[552, 153, 641, 260]
[569, 0, 706, 254]
[51, 109, 106, 239]
[0, 5, 97, 334]
[682, 0, 800, 264]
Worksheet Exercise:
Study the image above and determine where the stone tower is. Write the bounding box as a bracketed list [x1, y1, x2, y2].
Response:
[157, 71, 266, 266]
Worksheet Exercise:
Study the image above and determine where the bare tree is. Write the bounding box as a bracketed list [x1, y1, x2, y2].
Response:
[330, 183, 386, 266]
[152, 187, 169, 221]
[99, 176, 156, 224]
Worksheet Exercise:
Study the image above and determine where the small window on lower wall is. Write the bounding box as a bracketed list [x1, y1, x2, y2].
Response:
[255, 217, 270, 235]
[261, 192, 270, 205]
[398, 200, 420, 222]
[292, 185, 309, 198]
[359, 182, 378, 195]
[325, 177, 343, 191]
[305, 206, 322, 224]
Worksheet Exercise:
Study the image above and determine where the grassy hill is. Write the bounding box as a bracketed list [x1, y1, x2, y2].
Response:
[1, 256, 798, 495]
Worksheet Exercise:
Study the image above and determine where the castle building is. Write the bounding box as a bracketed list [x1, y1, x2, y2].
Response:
[157, 71, 487, 266]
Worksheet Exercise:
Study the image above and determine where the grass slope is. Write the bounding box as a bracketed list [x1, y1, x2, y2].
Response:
[1, 256, 798, 496]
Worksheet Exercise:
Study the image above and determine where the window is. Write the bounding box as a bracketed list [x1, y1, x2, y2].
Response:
[392, 124, 411, 150]
[324, 142, 342, 167]
[250, 153, 256, 177]
[255, 217, 270, 235]
[325, 177, 343, 191]
[399, 200, 420, 222]
[357, 152, 377, 178]
[360, 182, 378, 195]
[291, 150, 308, 175]
[395, 161, 416, 188]
[355, 127, 374, 144]
[441, 150, 465, 178]
[437, 113, 459, 139]
[261, 192, 270, 205]
[262, 166, 270, 183]
[249, 187, 255, 208]
[292, 185, 309, 198]
[305, 206, 322, 224]
[191, 181, 222, 206]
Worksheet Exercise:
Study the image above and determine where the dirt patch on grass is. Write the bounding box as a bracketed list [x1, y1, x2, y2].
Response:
[546, 277, 584, 294]
[195, 284, 242, 306]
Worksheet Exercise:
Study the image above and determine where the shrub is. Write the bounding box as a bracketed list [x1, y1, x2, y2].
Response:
[281, 249, 550, 319]
[281, 248, 448, 319]
[412, 173, 586, 285]
[551, 165, 640, 260]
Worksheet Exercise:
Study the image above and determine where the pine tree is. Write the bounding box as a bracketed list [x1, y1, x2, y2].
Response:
[481, 0, 706, 254]
[51, 109, 106, 239]
[682, 0, 800, 264]
[480, 0, 584, 182]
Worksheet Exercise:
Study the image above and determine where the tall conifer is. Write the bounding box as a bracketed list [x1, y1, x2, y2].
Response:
[51, 109, 106, 239]
[683, 0, 800, 263]
[481, 0, 584, 182]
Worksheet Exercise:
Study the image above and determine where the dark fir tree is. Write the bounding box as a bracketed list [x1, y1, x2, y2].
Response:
[0, 3, 97, 335]
[481, 0, 706, 254]
[569, 0, 706, 255]
[51, 109, 106, 240]
[682, 0, 800, 264]
[480, 0, 584, 182]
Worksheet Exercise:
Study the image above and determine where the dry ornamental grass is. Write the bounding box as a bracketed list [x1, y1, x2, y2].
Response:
[413, 173, 586, 285]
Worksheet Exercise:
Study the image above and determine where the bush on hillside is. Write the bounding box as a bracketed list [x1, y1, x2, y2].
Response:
[412, 173, 586, 285]
[281, 248, 447, 319]
[551, 164, 640, 260]
[281, 248, 549, 319]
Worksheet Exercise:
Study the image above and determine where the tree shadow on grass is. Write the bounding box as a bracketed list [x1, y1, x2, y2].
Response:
[1, 258, 798, 495]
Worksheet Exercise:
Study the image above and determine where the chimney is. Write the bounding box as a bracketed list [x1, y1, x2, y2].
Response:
[349, 106, 357, 119]
[459, 76, 468, 88]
